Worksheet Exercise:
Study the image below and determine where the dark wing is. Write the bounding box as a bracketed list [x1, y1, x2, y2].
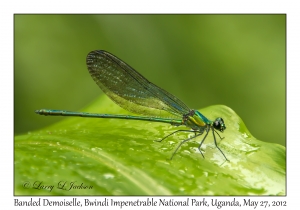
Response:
[86, 50, 190, 118]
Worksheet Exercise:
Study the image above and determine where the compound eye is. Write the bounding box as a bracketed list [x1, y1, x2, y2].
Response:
[214, 117, 226, 132]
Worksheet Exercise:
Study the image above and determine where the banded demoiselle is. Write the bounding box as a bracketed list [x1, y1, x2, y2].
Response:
[35, 50, 228, 161]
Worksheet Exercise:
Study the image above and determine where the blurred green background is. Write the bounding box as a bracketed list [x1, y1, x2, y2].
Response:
[15, 14, 285, 146]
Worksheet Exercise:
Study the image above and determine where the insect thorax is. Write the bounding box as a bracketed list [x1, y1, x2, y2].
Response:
[183, 110, 210, 131]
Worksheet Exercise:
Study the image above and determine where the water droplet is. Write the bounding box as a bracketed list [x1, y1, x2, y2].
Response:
[103, 173, 115, 179]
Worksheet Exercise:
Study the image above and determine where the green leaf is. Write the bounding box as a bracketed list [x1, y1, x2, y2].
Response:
[15, 96, 285, 195]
